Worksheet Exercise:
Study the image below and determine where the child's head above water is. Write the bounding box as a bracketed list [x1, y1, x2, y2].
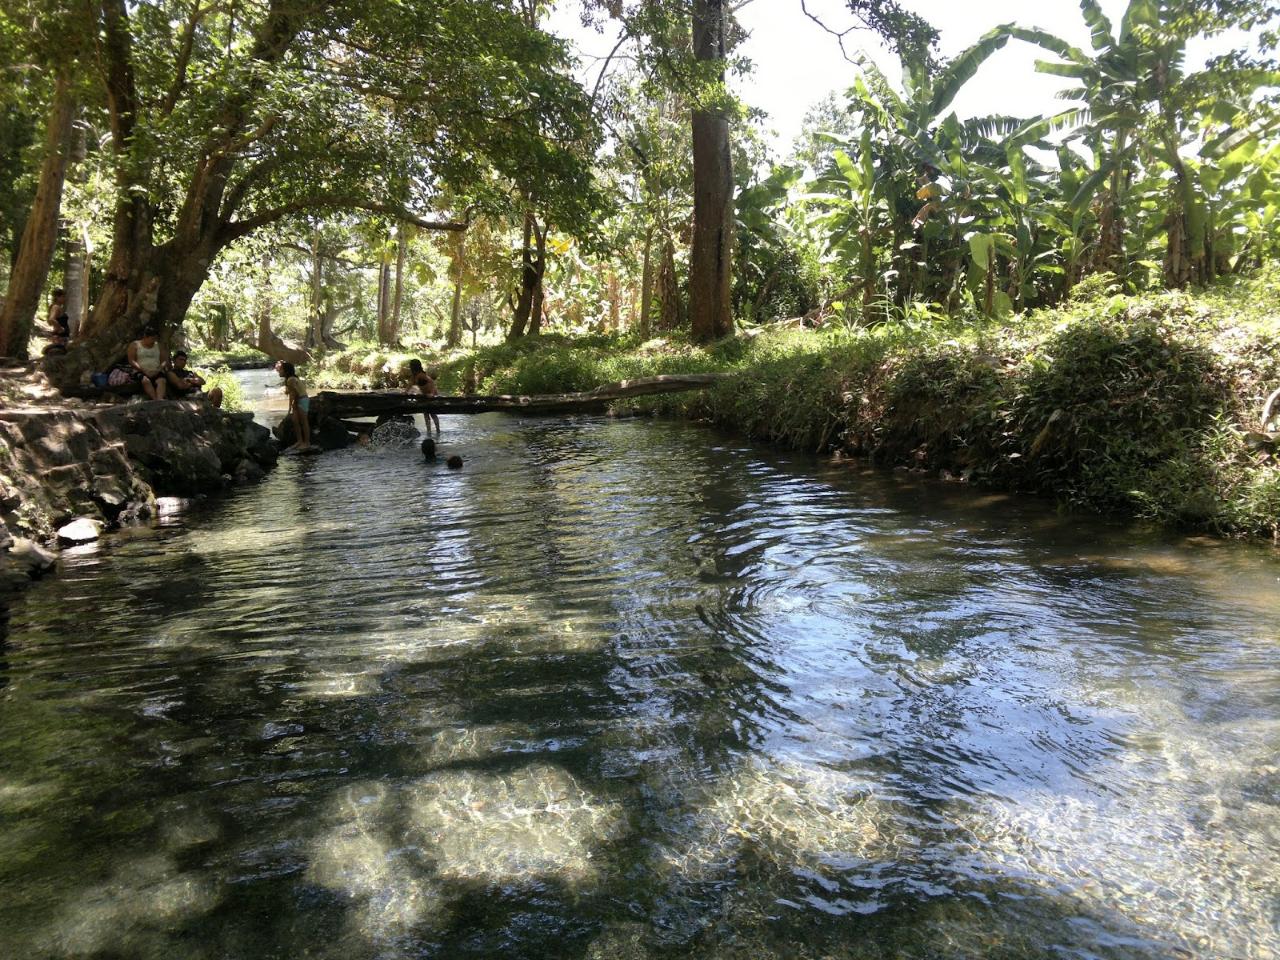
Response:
[409, 358, 423, 374]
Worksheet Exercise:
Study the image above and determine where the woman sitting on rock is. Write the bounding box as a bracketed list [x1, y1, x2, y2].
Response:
[127, 327, 168, 400]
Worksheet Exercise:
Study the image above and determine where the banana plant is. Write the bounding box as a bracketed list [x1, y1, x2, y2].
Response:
[801, 129, 893, 322]
[734, 163, 803, 323]
[1000, 0, 1280, 288]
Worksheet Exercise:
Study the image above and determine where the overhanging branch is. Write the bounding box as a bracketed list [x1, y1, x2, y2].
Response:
[222, 198, 470, 243]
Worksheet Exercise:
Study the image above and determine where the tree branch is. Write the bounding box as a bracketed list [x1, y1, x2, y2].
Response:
[221, 198, 469, 243]
[591, 29, 633, 106]
[161, 0, 219, 118]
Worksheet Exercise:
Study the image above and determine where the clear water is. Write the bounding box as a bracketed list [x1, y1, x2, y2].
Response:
[1, 410, 1277, 959]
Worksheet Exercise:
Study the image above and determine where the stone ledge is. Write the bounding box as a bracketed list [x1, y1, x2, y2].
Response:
[1, 398, 279, 600]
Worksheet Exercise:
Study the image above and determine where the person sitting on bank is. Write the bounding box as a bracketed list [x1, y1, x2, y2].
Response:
[47, 288, 70, 349]
[280, 361, 312, 451]
[166, 351, 223, 407]
[128, 327, 168, 400]
[406, 358, 441, 438]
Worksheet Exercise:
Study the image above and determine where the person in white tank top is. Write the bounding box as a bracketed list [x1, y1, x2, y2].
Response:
[127, 327, 169, 399]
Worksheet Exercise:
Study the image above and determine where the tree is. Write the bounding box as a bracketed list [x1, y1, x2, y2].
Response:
[583, 0, 937, 342]
[0, 0, 91, 358]
[0, 70, 73, 357]
[688, 0, 734, 341]
[41, 0, 600, 384]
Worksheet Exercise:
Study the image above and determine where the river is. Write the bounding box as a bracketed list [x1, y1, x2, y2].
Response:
[0, 386, 1277, 959]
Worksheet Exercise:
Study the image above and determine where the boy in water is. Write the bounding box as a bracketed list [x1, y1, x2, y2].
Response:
[279, 362, 312, 451]
[407, 358, 441, 438]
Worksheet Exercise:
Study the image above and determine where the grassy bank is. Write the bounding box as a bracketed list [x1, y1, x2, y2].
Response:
[314, 272, 1280, 539]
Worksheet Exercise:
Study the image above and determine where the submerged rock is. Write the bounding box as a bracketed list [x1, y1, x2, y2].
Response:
[1, 537, 59, 594]
[371, 419, 418, 447]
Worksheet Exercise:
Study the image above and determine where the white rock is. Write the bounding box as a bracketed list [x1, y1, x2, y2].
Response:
[155, 496, 191, 517]
[57, 517, 104, 543]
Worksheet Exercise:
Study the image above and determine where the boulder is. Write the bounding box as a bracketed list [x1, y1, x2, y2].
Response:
[275, 414, 352, 451]
[96, 401, 279, 495]
[7, 537, 58, 577]
[56, 517, 104, 543]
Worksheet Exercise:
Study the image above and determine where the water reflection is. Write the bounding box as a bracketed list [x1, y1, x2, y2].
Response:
[1, 414, 1277, 959]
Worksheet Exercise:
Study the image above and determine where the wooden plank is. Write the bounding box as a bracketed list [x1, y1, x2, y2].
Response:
[312, 373, 730, 418]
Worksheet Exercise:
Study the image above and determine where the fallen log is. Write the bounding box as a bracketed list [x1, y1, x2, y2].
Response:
[311, 373, 731, 419]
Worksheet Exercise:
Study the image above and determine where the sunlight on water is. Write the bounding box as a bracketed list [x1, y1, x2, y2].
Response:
[660, 758, 901, 881]
[41, 854, 220, 958]
[309, 765, 622, 948]
[406, 765, 623, 884]
[309, 783, 447, 942]
[953, 707, 1280, 959]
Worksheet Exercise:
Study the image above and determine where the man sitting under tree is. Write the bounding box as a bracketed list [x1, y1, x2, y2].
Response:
[166, 351, 223, 408]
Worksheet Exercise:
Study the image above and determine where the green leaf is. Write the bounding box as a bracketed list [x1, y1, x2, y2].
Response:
[969, 233, 996, 271]
[1070, 164, 1113, 211]
[1079, 0, 1115, 53]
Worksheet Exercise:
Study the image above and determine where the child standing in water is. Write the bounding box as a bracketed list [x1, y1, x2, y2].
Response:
[407, 358, 441, 438]
[280, 362, 312, 451]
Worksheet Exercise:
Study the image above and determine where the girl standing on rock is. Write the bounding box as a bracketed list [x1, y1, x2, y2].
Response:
[128, 327, 168, 400]
[407, 358, 440, 438]
[280, 362, 312, 451]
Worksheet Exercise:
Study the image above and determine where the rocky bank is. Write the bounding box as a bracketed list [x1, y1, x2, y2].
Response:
[1, 363, 277, 595]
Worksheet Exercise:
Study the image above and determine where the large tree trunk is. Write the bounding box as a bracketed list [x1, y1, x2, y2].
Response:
[390, 223, 407, 343]
[657, 236, 682, 330]
[307, 230, 324, 349]
[376, 241, 392, 344]
[48, 229, 221, 385]
[689, 0, 734, 343]
[0, 72, 75, 359]
[447, 229, 465, 348]
[63, 117, 89, 338]
[508, 212, 543, 340]
[255, 255, 311, 365]
[606, 270, 621, 332]
[320, 297, 345, 350]
[638, 228, 653, 339]
[527, 220, 547, 336]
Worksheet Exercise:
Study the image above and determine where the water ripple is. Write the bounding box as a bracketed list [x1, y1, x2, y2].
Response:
[1, 413, 1278, 959]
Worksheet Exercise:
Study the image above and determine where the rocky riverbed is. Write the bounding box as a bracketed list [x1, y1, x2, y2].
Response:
[0, 363, 277, 595]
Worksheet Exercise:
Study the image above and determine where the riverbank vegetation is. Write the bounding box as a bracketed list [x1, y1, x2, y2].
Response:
[2, 0, 1279, 534]
[312, 269, 1280, 538]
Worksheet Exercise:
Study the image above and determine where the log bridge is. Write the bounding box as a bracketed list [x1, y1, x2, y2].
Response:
[310, 373, 730, 421]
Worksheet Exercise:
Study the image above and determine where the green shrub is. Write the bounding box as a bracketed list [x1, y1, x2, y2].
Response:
[195, 365, 245, 412]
